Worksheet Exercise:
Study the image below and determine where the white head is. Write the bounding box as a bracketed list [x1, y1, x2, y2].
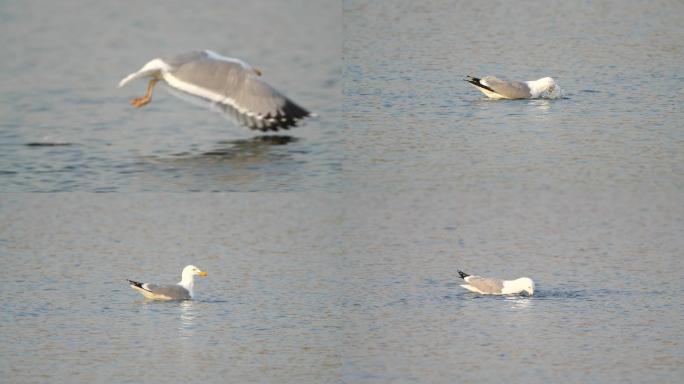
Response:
[516, 277, 535, 295]
[538, 77, 555, 87]
[180, 265, 208, 283]
[528, 77, 559, 98]
[541, 77, 558, 93]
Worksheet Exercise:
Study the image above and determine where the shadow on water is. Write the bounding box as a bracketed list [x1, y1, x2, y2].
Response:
[133, 134, 306, 189]
[168, 135, 300, 162]
[202, 135, 298, 158]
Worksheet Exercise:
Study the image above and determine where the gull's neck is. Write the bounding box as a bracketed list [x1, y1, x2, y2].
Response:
[178, 274, 195, 297]
[501, 278, 525, 294]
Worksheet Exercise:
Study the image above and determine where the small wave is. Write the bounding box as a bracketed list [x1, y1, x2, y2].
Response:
[25, 136, 72, 147]
[534, 289, 586, 299]
[25, 142, 73, 147]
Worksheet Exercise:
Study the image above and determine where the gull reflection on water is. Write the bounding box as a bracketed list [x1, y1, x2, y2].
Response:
[504, 295, 532, 309]
[528, 99, 552, 118]
[178, 300, 197, 339]
[531, 99, 551, 110]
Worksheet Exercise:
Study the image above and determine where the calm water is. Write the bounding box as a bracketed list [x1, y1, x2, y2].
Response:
[0, 0, 341, 192]
[0, 194, 344, 383]
[2, 0, 684, 383]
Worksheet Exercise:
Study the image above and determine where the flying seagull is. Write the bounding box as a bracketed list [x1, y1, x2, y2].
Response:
[465, 75, 560, 99]
[458, 270, 535, 295]
[127, 265, 208, 300]
[119, 50, 311, 131]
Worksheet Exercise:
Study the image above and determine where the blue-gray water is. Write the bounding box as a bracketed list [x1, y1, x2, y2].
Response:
[2, 0, 684, 383]
[0, 194, 344, 383]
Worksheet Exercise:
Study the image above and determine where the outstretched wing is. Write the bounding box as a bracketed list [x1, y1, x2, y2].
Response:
[163, 52, 310, 131]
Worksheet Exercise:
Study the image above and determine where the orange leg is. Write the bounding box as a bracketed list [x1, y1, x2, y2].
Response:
[131, 78, 158, 108]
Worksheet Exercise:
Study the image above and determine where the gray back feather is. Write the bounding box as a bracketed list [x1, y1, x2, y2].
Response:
[145, 284, 191, 299]
[466, 276, 504, 293]
[483, 76, 532, 99]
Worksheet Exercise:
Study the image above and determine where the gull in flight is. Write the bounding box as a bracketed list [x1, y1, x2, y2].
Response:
[127, 265, 208, 300]
[458, 270, 534, 296]
[119, 50, 312, 131]
[465, 75, 561, 99]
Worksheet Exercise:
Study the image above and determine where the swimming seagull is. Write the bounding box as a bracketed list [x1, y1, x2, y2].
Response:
[458, 270, 535, 296]
[127, 265, 208, 300]
[119, 50, 312, 131]
[465, 75, 561, 99]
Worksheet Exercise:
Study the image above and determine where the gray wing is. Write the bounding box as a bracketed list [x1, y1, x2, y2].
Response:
[166, 52, 310, 131]
[465, 276, 504, 294]
[145, 284, 191, 300]
[481, 76, 532, 99]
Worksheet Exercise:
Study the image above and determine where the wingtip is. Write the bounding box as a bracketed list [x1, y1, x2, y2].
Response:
[126, 279, 142, 288]
[117, 72, 140, 88]
[117, 76, 131, 88]
[458, 270, 470, 279]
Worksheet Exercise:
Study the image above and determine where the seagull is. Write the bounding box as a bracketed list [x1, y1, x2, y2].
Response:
[127, 265, 208, 300]
[465, 75, 560, 99]
[119, 50, 312, 131]
[458, 270, 535, 296]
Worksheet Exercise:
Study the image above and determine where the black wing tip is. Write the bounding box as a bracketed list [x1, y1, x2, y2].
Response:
[464, 76, 497, 94]
[127, 279, 154, 293]
[458, 270, 470, 279]
[250, 102, 312, 132]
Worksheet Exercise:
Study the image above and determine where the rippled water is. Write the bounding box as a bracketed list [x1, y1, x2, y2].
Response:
[343, 0, 683, 194]
[339, 0, 683, 381]
[0, 0, 341, 192]
[338, 191, 683, 383]
[2, 0, 683, 383]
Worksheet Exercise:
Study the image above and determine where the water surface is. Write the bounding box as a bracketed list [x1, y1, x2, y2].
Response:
[1, 0, 683, 383]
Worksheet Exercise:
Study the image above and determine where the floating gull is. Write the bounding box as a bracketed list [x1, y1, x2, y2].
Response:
[119, 50, 311, 131]
[127, 265, 208, 300]
[458, 270, 534, 295]
[465, 75, 562, 99]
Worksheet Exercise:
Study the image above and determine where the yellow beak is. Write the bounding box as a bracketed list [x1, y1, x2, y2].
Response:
[198, 271, 208, 277]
